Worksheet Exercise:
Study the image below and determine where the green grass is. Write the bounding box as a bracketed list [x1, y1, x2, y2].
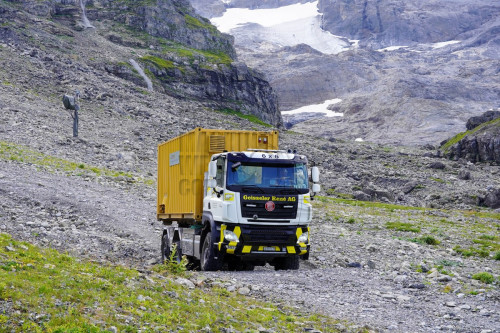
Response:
[216, 108, 272, 127]
[385, 222, 421, 233]
[184, 15, 217, 33]
[471, 272, 494, 284]
[453, 245, 490, 258]
[419, 235, 441, 245]
[0, 233, 344, 332]
[140, 55, 176, 70]
[0, 141, 154, 186]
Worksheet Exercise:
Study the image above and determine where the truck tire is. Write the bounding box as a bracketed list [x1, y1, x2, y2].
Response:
[161, 233, 182, 264]
[274, 255, 300, 270]
[200, 232, 222, 271]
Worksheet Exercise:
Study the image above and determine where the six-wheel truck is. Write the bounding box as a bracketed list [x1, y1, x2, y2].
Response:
[157, 128, 320, 271]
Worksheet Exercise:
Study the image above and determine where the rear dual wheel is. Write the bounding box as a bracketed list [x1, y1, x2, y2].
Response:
[161, 233, 182, 264]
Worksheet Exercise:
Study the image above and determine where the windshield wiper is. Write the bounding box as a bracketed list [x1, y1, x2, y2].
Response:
[242, 185, 265, 194]
[279, 188, 301, 194]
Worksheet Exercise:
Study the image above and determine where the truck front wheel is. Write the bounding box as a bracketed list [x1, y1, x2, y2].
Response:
[273, 255, 300, 270]
[201, 232, 222, 271]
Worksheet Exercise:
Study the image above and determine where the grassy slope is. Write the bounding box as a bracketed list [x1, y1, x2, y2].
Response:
[0, 233, 343, 332]
[315, 196, 500, 262]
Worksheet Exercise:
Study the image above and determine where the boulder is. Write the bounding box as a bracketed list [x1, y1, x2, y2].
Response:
[482, 189, 500, 209]
[466, 110, 500, 130]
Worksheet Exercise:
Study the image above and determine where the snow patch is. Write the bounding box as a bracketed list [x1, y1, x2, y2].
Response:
[355, 138, 364, 142]
[212, 2, 320, 31]
[377, 46, 408, 52]
[282, 99, 343, 118]
[211, 1, 349, 55]
[431, 40, 461, 48]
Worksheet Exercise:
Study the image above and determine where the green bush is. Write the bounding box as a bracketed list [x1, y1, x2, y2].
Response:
[471, 272, 494, 284]
[420, 235, 440, 245]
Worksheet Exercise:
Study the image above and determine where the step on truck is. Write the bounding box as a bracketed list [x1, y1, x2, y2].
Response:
[157, 128, 320, 271]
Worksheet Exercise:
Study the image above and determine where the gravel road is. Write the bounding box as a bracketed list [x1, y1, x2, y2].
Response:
[1, 160, 498, 333]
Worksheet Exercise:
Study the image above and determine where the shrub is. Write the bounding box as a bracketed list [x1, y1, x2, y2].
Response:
[471, 272, 494, 284]
[420, 235, 440, 245]
[494, 251, 500, 261]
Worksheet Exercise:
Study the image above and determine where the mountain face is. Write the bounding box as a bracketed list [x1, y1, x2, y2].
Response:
[190, 0, 500, 146]
[0, 0, 281, 127]
[317, 0, 499, 49]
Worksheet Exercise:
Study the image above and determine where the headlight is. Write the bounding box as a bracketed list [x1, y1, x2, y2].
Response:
[224, 230, 239, 243]
[297, 232, 308, 244]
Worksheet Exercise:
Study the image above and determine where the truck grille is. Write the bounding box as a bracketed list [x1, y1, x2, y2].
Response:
[239, 225, 297, 245]
[241, 194, 298, 219]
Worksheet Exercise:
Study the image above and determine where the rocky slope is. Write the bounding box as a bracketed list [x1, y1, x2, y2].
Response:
[0, 0, 282, 127]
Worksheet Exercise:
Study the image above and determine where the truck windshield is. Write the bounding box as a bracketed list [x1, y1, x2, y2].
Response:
[227, 162, 308, 190]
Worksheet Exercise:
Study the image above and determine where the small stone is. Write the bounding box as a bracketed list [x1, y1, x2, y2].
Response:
[458, 305, 471, 310]
[175, 278, 195, 289]
[394, 275, 408, 283]
[146, 258, 157, 265]
[5, 246, 16, 252]
[367, 260, 376, 269]
[419, 263, 430, 273]
[458, 170, 471, 180]
[408, 283, 426, 289]
[348, 262, 361, 268]
[108, 327, 117, 333]
[397, 295, 411, 302]
[381, 293, 396, 300]
[226, 285, 236, 292]
[428, 270, 439, 278]
[445, 302, 457, 307]
[437, 275, 452, 282]
[238, 287, 251, 295]
[429, 161, 446, 169]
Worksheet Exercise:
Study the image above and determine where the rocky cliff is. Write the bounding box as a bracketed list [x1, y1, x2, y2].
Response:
[0, 0, 281, 126]
[443, 111, 500, 165]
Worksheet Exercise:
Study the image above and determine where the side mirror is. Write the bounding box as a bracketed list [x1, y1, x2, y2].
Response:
[312, 184, 321, 193]
[311, 166, 320, 183]
[208, 161, 217, 179]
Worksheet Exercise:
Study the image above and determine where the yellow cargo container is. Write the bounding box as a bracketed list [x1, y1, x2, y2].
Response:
[157, 127, 279, 224]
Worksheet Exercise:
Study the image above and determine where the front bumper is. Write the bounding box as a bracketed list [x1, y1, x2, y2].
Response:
[217, 223, 310, 258]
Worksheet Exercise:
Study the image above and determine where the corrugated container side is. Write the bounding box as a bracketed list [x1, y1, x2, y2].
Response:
[157, 127, 278, 224]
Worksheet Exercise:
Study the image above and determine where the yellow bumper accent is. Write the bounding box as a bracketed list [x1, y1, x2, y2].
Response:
[242, 245, 252, 253]
[287, 246, 296, 254]
[218, 224, 227, 251]
[227, 241, 238, 254]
